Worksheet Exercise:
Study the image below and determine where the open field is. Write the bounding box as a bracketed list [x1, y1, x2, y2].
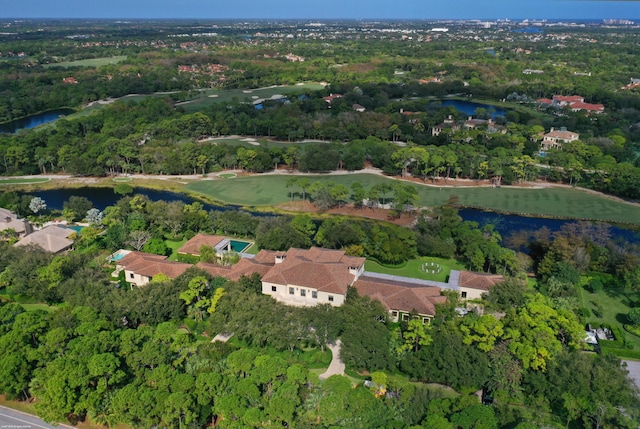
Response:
[184, 173, 640, 224]
[43, 56, 127, 68]
[0, 177, 50, 185]
[365, 256, 466, 283]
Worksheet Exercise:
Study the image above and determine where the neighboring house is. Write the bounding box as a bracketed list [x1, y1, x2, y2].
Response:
[541, 127, 579, 151]
[323, 93, 342, 104]
[457, 270, 504, 300]
[177, 233, 231, 261]
[261, 247, 365, 307]
[352, 104, 366, 112]
[538, 95, 604, 114]
[0, 207, 32, 238]
[114, 251, 191, 286]
[354, 276, 447, 323]
[62, 77, 78, 84]
[14, 225, 74, 254]
[431, 115, 460, 136]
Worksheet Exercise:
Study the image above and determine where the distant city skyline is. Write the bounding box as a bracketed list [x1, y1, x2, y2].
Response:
[1, 0, 639, 20]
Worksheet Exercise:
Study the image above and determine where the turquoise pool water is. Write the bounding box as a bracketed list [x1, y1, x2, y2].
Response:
[230, 240, 251, 253]
[66, 225, 83, 232]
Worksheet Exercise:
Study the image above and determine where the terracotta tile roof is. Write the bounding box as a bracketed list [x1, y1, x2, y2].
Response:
[196, 258, 273, 281]
[117, 251, 191, 279]
[458, 270, 504, 291]
[544, 130, 579, 141]
[553, 95, 584, 103]
[177, 234, 226, 255]
[354, 277, 446, 317]
[263, 260, 353, 294]
[251, 249, 279, 264]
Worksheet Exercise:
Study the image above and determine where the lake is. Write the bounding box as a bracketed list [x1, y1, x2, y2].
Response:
[431, 100, 507, 119]
[0, 108, 76, 134]
[23, 186, 640, 245]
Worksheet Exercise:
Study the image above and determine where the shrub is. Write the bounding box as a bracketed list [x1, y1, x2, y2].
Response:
[627, 307, 640, 325]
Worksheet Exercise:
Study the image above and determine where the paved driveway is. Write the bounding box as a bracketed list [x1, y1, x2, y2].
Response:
[623, 360, 640, 391]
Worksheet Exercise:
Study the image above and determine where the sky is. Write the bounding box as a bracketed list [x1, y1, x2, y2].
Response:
[1, 0, 640, 20]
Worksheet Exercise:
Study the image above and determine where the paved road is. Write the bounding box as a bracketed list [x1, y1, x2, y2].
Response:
[0, 406, 70, 429]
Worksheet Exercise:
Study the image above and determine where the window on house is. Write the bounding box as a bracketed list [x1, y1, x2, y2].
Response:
[129, 273, 134, 279]
[328, 295, 334, 302]
[391, 311, 398, 319]
[289, 287, 294, 295]
[423, 318, 430, 324]
[312, 291, 317, 299]
[402, 314, 410, 322]
[300, 289, 306, 297]
[271, 286, 277, 292]
[461, 291, 467, 298]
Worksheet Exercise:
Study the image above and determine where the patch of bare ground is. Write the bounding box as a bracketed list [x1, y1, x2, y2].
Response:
[276, 200, 417, 227]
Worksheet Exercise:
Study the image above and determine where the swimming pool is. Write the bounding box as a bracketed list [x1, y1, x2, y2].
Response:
[230, 240, 252, 253]
[108, 249, 131, 262]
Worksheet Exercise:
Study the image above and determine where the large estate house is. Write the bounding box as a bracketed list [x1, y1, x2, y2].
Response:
[540, 127, 579, 151]
[538, 95, 604, 114]
[14, 225, 75, 254]
[261, 247, 365, 307]
[110, 240, 504, 322]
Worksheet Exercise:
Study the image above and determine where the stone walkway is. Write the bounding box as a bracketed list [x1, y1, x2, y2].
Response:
[319, 340, 345, 379]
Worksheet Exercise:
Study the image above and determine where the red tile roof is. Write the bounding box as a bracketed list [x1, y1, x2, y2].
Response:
[458, 270, 504, 291]
[177, 234, 226, 255]
[196, 257, 273, 281]
[355, 277, 446, 317]
[117, 251, 191, 279]
[261, 247, 365, 294]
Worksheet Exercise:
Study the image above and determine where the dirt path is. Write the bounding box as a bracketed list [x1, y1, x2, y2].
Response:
[319, 340, 345, 380]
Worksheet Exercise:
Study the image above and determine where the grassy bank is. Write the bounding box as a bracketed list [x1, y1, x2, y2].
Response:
[185, 174, 640, 225]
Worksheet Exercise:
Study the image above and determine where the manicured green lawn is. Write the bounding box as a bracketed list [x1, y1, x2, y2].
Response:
[186, 174, 640, 224]
[20, 303, 56, 312]
[185, 174, 396, 206]
[0, 178, 50, 185]
[365, 256, 466, 283]
[218, 173, 238, 178]
[165, 238, 188, 261]
[179, 83, 326, 111]
[43, 56, 127, 68]
[581, 287, 640, 350]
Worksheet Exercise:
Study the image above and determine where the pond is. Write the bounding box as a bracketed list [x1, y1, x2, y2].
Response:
[0, 108, 76, 134]
[430, 100, 507, 119]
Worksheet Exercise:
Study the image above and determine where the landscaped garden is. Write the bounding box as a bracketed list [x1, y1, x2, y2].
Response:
[579, 278, 640, 358]
[364, 256, 466, 283]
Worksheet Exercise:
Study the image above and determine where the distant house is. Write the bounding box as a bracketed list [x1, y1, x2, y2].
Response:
[0, 207, 32, 239]
[523, 69, 544, 75]
[14, 225, 74, 254]
[323, 93, 342, 104]
[354, 276, 446, 323]
[261, 247, 365, 307]
[114, 251, 191, 287]
[431, 115, 460, 136]
[62, 77, 78, 84]
[352, 104, 366, 112]
[457, 270, 505, 300]
[538, 95, 604, 114]
[541, 127, 579, 151]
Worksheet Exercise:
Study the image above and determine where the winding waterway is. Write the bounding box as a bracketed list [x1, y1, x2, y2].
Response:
[25, 186, 640, 244]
